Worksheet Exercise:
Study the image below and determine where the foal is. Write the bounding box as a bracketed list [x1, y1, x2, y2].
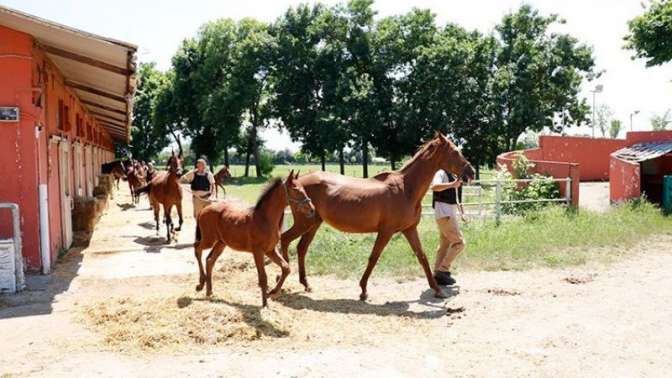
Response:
[213, 165, 232, 198]
[194, 171, 315, 307]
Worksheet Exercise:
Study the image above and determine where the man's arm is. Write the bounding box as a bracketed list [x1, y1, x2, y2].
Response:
[431, 178, 462, 192]
[179, 170, 194, 184]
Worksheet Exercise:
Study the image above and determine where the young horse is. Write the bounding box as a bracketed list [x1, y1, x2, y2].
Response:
[280, 132, 476, 300]
[126, 164, 147, 205]
[194, 171, 315, 307]
[101, 160, 128, 189]
[213, 165, 232, 198]
[137, 151, 185, 242]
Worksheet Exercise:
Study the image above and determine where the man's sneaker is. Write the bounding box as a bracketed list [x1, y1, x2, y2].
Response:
[434, 271, 456, 286]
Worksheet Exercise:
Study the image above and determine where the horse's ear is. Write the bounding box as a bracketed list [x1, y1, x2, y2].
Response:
[171, 149, 175, 157]
[287, 169, 294, 182]
[295, 170, 300, 179]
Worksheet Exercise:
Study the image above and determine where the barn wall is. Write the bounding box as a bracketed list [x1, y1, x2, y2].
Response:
[609, 157, 641, 203]
[0, 25, 41, 269]
[0, 23, 118, 272]
[625, 131, 672, 145]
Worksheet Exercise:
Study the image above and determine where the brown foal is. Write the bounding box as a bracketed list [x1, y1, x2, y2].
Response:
[281, 132, 476, 300]
[213, 165, 232, 198]
[194, 171, 315, 307]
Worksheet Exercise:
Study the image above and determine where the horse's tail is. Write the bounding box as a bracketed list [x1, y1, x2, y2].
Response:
[135, 182, 152, 195]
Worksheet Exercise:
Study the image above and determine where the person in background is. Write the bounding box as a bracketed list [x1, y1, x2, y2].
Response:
[430, 169, 466, 286]
[180, 158, 216, 219]
[146, 161, 156, 182]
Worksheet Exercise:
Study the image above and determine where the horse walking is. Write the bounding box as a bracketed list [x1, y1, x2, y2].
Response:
[213, 165, 232, 197]
[280, 132, 475, 300]
[101, 160, 128, 189]
[194, 171, 315, 307]
[126, 163, 146, 205]
[136, 151, 184, 242]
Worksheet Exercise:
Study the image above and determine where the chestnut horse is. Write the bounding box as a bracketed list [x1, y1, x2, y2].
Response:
[280, 132, 475, 300]
[137, 152, 184, 242]
[213, 165, 232, 197]
[194, 171, 315, 307]
[126, 163, 146, 205]
[101, 160, 128, 189]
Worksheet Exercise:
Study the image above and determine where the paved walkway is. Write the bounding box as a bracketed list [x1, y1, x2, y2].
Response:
[579, 182, 611, 212]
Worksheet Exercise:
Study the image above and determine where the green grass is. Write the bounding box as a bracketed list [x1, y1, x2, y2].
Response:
[212, 164, 671, 278]
[286, 202, 671, 279]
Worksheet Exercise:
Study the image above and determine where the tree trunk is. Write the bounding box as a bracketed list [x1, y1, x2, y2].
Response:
[339, 148, 345, 175]
[362, 139, 369, 178]
[223, 146, 229, 167]
[244, 150, 251, 177]
[475, 164, 480, 180]
[320, 153, 326, 172]
[390, 157, 396, 171]
[168, 128, 183, 157]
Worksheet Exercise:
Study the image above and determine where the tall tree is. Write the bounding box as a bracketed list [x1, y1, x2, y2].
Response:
[651, 109, 672, 130]
[270, 3, 349, 171]
[489, 5, 597, 153]
[625, 0, 672, 67]
[595, 104, 613, 137]
[609, 119, 623, 139]
[130, 62, 170, 161]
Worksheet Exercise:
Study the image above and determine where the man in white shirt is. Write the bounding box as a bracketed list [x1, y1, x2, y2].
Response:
[180, 158, 216, 219]
[430, 169, 466, 286]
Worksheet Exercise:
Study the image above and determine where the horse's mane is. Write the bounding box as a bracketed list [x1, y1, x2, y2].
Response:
[255, 178, 283, 209]
[399, 138, 438, 171]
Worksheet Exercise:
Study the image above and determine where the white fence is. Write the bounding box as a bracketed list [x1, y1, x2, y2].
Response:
[421, 177, 573, 222]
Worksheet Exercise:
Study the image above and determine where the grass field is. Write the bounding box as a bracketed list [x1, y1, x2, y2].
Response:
[215, 164, 671, 278]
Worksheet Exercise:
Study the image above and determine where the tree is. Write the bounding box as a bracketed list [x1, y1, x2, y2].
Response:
[595, 104, 613, 137]
[153, 70, 185, 157]
[270, 3, 350, 172]
[489, 5, 597, 154]
[609, 119, 623, 139]
[651, 109, 672, 130]
[129, 62, 170, 161]
[170, 19, 243, 167]
[625, 0, 672, 67]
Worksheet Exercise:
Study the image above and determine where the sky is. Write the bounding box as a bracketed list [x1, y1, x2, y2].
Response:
[3, 0, 671, 151]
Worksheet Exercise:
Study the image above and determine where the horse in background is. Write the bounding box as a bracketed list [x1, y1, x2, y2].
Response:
[280, 132, 475, 301]
[194, 171, 315, 306]
[213, 165, 232, 197]
[125, 161, 147, 205]
[136, 151, 184, 242]
[101, 160, 129, 189]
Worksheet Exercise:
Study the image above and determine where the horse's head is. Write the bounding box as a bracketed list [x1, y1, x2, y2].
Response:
[285, 170, 315, 218]
[222, 166, 232, 178]
[430, 131, 475, 183]
[167, 150, 184, 177]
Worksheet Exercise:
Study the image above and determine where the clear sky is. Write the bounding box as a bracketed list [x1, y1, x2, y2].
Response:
[3, 0, 671, 151]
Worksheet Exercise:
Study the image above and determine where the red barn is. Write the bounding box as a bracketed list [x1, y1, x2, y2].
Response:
[0, 6, 136, 283]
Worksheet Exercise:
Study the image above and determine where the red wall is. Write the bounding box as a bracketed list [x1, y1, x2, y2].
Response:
[0, 25, 41, 268]
[0, 24, 117, 271]
[609, 157, 641, 203]
[626, 131, 672, 145]
[536, 136, 626, 181]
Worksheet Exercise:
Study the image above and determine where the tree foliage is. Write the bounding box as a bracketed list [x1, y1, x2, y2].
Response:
[130, 62, 170, 161]
[625, 0, 672, 67]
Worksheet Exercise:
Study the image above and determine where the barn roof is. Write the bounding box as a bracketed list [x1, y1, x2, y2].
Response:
[612, 141, 672, 162]
[0, 5, 136, 143]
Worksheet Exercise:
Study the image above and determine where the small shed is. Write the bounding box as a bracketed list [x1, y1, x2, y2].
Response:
[610, 141, 672, 204]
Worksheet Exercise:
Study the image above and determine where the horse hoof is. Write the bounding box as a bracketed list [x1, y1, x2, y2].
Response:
[195, 284, 204, 292]
[304, 286, 313, 293]
[359, 292, 368, 301]
[268, 290, 281, 300]
[206, 291, 213, 297]
[434, 289, 447, 299]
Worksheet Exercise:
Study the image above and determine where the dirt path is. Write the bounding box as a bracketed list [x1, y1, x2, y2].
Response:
[1, 186, 671, 377]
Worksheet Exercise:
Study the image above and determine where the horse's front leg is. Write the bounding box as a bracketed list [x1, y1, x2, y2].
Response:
[296, 222, 321, 292]
[402, 226, 444, 298]
[175, 202, 183, 231]
[359, 231, 394, 301]
[266, 247, 290, 298]
[205, 241, 226, 297]
[152, 202, 160, 235]
[252, 249, 269, 307]
[164, 204, 173, 243]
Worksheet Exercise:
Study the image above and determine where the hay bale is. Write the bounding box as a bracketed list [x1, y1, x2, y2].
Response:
[72, 197, 97, 232]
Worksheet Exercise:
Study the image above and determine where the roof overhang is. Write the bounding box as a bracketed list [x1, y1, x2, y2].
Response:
[0, 5, 137, 143]
[612, 141, 672, 163]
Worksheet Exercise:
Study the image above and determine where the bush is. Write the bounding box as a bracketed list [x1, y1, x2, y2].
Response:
[257, 150, 275, 177]
[497, 165, 561, 216]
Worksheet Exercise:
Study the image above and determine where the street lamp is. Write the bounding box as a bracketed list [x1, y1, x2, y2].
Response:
[591, 84, 604, 138]
[630, 110, 640, 131]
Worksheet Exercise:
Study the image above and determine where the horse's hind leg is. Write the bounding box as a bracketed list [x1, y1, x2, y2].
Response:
[266, 248, 290, 298]
[204, 241, 226, 297]
[164, 204, 173, 243]
[296, 222, 321, 292]
[252, 250, 269, 307]
[152, 202, 160, 235]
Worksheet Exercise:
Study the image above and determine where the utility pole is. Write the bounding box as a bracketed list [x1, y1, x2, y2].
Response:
[630, 110, 640, 131]
[590, 84, 603, 138]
